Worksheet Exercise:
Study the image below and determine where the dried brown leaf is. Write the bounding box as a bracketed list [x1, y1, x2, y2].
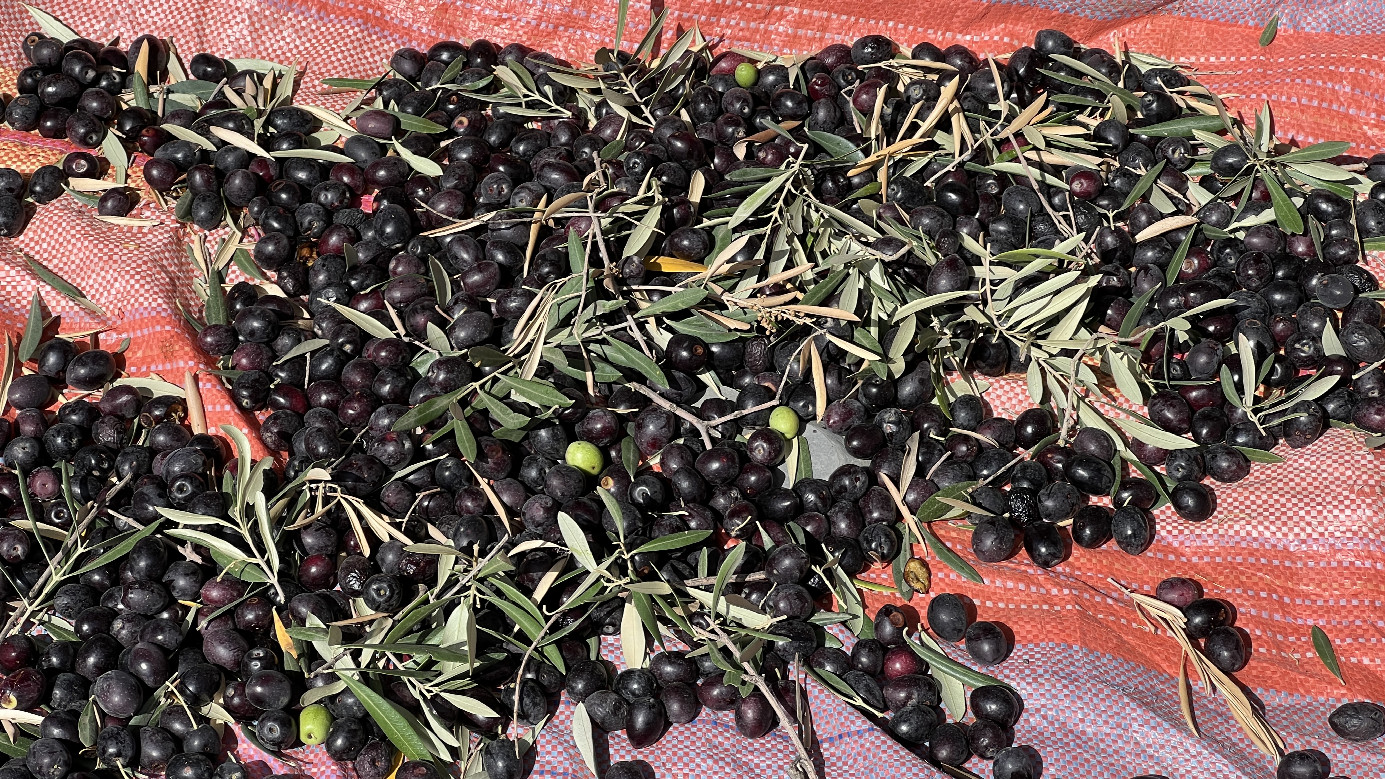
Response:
[1178, 650, 1199, 737]
[540, 191, 587, 221]
[914, 75, 960, 141]
[809, 340, 826, 422]
[999, 92, 1050, 139]
[184, 370, 206, 434]
[466, 462, 512, 533]
[1134, 215, 1200, 243]
[792, 302, 853, 317]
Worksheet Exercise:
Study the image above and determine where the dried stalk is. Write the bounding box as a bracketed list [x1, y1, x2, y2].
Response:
[627, 333, 810, 451]
[1110, 578, 1284, 758]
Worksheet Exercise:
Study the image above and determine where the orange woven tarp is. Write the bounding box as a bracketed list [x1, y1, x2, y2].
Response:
[1, 1, 1384, 778]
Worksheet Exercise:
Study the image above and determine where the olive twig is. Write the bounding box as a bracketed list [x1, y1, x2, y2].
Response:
[0, 471, 133, 642]
[694, 621, 821, 779]
[629, 383, 714, 449]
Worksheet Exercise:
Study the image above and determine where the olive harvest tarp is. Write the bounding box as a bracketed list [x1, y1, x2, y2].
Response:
[0, 1, 1383, 777]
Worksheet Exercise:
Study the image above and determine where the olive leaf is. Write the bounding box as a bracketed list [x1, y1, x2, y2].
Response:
[595, 337, 667, 388]
[1261, 173, 1303, 234]
[16, 292, 43, 363]
[375, 109, 445, 134]
[496, 375, 572, 407]
[0, 734, 30, 759]
[621, 437, 639, 480]
[1276, 141, 1349, 163]
[1311, 626, 1345, 684]
[635, 288, 707, 318]
[905, 636, 1013, 691]
[709, 541, 747, 623]
[100, 130, 129, 185]
[558, 513, 599, 573]
[162, 123, 217, 151]
[1114, 417, 1200, 451]
[272, 147, 354, 162]
[795, 434, 813, 481]
[916, 629, 967, 719]
[210, 551, 269, 582]
[22, 255, 103, 315]
[273, 338, 328, 364]
[23, 5, 78, 42]
[729, 171, 792, 229]
[113, 375, 186, 397]
[916, 482, 979, 523]
[165, 528, 252, 567]
[622, 202, 663, 259]
[394, 140, 444, 177]
[1136, 116, 1229, 137]
[233, 249, 268, 282]
[322, 77, 379, 90]
[620, 600, 646, 668]
[227, 57, 293, 72]
[630, 532, 711, 555]
[130, 64, 151, 111]
[429, 257, 452, 304]
[1260, 15, 1279, 46]
[1164, 226, 1198, 286]
[804, 130, 865, 162]
[1235, 446, 1284, 464]
[1320, 319, 1345, 358]
[337, 674, 434, 761]
[390, 389, 466, 432]
[449, 404, 478, 461]
[75, 520, 164, 576]
[327, 301, 395, 339]
[919, 525, 983, 584]
[77, 699, 98, 747]
[1119, 288, 1157, 339]
[1287, 160, 1358, 182]
[1120, 161, 1166, 211]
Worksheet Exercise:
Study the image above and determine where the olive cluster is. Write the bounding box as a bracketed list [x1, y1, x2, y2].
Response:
[0, 338, 272, 779]
[1153, 577, 1248, 674]
[160, 24, 1372, 779]
[0, 342, 445, 779]
[0, 33, 185, 234]
[1153, 578, 1359, 779]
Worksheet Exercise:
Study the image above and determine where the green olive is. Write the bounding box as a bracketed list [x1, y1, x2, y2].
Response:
[769, 406, 802, 438]
[734, 62, 759, 88]
[299, 703, 333, 746]
[565, 440, 604, 476]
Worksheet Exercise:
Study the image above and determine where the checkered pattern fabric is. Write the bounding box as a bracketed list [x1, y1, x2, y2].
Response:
[1, 1, 1384, 776]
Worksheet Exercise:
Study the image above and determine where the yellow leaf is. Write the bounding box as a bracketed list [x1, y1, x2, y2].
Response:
[273, 610, 298, 659]
[809, 340, 826, 422]
[644, 256, 709, 273]
[383, 749, 405, 779]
